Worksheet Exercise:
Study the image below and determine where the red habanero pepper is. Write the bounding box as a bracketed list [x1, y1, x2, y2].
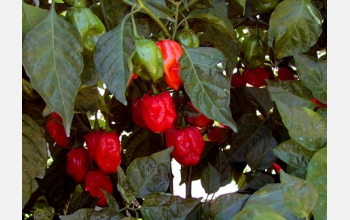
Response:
[156, 40, 184, 90]
[141, 91, 177, 133]
[165, 125, 205, 166]
[85, 129, 104, 161]
[46, 112, 69, 148]
[85, 169, 113, 207]
[66, 147, 91, 183]
[185, 101, 213, 128]
[95, 131, 121, 174]
[132, 96, 149, 130]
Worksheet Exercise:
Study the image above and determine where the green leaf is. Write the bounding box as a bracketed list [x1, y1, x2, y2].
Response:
[279, 170, 318, 219]
[124, 0, 175, 22]
[22, 3, 83, 136]
[268, 0, 323, 59]
[272, 139, 316, 169]
[79, 51, 101, 86]
[243, 87, 275, 114]
[266, 80, 317, 109]
[60, 207, 125, 220]
[293, 52, 327, 103]
[245, 171, 275, 191]
[34, 206, 55, 220]
[140, 192, 201, 220]
[274, 100, 327, 151]
[306, 147, 327, 220]
[180, 47, 237, 132]
[210, 193, 250, 220]
[22, 114, 47, 210]
[125, 147, 173, 198]
[244, 183, 303, 220]
[316, 108, 327, 119]
[97, 0, 127, 30]
[236, 0, 246, 14]
[66, 185, 98, 215]
[101, 188, 119, 211]
[214, 151, 232, 187]
[94, 19, 135, 106]
[245, 136, 278, 170]
[201, 163, 221, 194]
[232, 203, 287, 220]
[287, 166, 307, 180]
[22, 1, 49, 39]
[117, 166, 136, 204]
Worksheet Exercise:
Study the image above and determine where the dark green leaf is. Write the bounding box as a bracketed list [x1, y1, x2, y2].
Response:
[266, 80, 317, 110]
[232, 203, 286, 220]
[306, 147, 327, 220]
[243, 87, 275, 114]
[117, 167, 136, 204]
[279, 170, 318, 219]
[274, 100, 327, 151]
[268, 0, 323, 59]
[140, 192, 201, 220]
[22, 1, 49, 39]
[293, 52, 327, 103]
[79, 51, 101, 86]
[22, 114, 47, 209]
[236, 0, 246, 14]
[34, 206, 55, 220]
[245, 171, 275, 190]
[272, 139, 316, 169]
[98, 0, 127, 30]
[101, 189, 119, 211]
[180, 47, 237, 132]
[287, 166, 307, 179]
[214, 151, 233, 187]
[60, 207, 125, 220]
[244, 183, 303, 220]
[124, 0, 175, 22]
[22, 3, 83, 135]
[201, 163, 221, 194]
[316, 108, 327, 119]
[66, 186, 98, 215]
[94, 19, 135, 106]
[74, 86, 100, 114]
[210, 192, 250, 220]
[245, 136, 278, 170]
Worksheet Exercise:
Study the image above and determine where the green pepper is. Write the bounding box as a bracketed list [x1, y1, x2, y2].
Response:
[241, 33, 265, 70]
[65, 0, 106, 53]
[256, 0, 280, 14]
[132, 38, 164, 82]
[175, 30, 200, 48]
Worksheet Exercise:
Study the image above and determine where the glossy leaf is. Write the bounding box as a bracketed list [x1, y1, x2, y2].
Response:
[272, 139, 316, 168]
[22, 114, 47, 209]
[293, 52, 327, 103]
[124, 0, 175, 22]
[275, 100, 327, 151]
[201, 163, 221, 194]
[267, 80, 317, 110]
[306, 147, 327, 220]
[22, 3, 83, 135]
[232, 203, 286, 220]
[94, 19, 134, 106]
[268, 0, 322, 59]
[180, 47, 237, 132]
[22, 1, 49, 38]
[280, 170, 318, 219]
[141, 192, 201, 219]
[244, 183, 303, 220]
[210, 192, 250, 220]
[245, 136, 278, 170]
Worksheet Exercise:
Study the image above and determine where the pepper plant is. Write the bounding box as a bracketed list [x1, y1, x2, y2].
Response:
[22, 0, 327, 219]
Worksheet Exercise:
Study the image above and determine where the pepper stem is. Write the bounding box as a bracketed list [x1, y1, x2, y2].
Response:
[151, 82, 160, 95]
[92, 111, 100, 131]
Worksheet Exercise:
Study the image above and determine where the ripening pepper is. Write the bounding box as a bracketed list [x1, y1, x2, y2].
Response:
[65, 1, 106, 53]
[132, 96, 149, 130]
[156, 39, 184, 90]
[85, 169, 113, 207]
[141, 91, 177, 133]
[132, 38, 164, 82]
[96, 131, 121, 174]
[66, 147, 91, 183]
[46, 112, 69, 148]
[241, 34, 265, 70]
[175, 30, 200, 48]
[85, 129, 104, 161]
[165, 125, 205, 166]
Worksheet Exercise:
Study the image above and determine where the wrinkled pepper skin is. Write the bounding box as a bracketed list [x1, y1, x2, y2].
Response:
[132, 96, 149, 130]
[46, 112, 69, 148]
[85, 129, 104, 161]
[66, 147, 91, 183]
[156, 40, 184, 90]
[165, 125, 205, 166]
[241, 35, 265, 70]
[96, 132, 121, 174]
[175, 30, 200, 48]
[65, 6, 106, 53]
[141, 91, 177, 133]
[85, 169, 113, 207]
[132, 39, 164, 82]
[242, 67, 270, 88]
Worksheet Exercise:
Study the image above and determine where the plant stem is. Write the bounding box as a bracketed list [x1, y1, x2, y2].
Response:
[179, 0, 198, 13]
[185, 165, 193, 198]
[171, 1, 181, 40]
[136, 0, 172, 39]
